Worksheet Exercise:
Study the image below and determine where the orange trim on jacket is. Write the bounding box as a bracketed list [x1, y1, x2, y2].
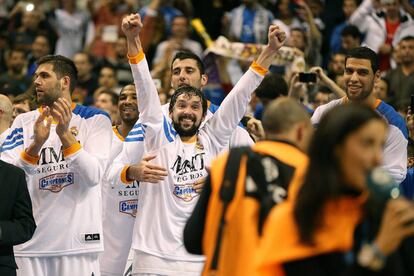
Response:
[202, 141, 308, 276]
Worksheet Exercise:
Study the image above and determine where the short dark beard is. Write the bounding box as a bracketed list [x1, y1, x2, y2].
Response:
[172, 118, 200, 137]
[37, 83, 61, 107]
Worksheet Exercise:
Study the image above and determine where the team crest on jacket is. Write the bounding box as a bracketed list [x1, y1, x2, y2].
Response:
[173, 184, 198, 202]
[119, 199, 138, 217]
[70, 126, 79, 137]
[39, 172, 74, 192]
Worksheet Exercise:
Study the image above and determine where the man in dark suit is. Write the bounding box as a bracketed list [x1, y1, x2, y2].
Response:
[0, 160, 36, 276]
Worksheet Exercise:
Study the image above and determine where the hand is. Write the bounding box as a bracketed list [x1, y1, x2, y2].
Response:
[379, 44, 392, 55]
[33, 106, 53, 146]
[127, 155, 168, 183]
[375, 198, 414, 256]
[51, 98, 72, 137]
[310, 66, 329, 84]
[288, 72, 306, 99]
[121, 13, 143, 39]
[267, 25, 286, 52]
[193, 177, 206, 194]
[246, 117, 265, 141]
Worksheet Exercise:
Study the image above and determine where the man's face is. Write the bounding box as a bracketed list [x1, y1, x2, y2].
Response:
[7, 51, 26, 74]
[313, 92, 330, 109]
[32, 36, 50, 59]
[34, 63, 62, 106]
[171, 58, 207, 90]
[118, 85, 139, 124]
[171, 17, 188, 38]
[115, 37, 128, 59]
[373, 79, 388, 100]
[343, 58, 378, 101]
[399, 39, 414, 65]
[170, 93, 204, 137]
[330, 53, 346, 75]
[343, 0, 357, 18]
[382, 0, 399, 17]
[95, 93, 116, 114]
[12, 101, 30, 120]
[99, 67, 117, 89]
[287, 30, 305, 50]
[74, 53, 92, 78]
[341, 35, 360, 51]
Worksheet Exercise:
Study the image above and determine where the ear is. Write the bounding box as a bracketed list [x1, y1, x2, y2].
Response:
[200, 74, 208, 87]
[61, 76, 71, 90]
[374, 70, 381, 82]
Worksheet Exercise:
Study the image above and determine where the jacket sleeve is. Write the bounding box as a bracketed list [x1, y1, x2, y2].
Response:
[0, 115, 37, 175]
[0, 166, 36, 246]
[128, 52, 173, 152]
[204, 63, 265, 150]
[348, 0, 374, 34]
[63, 114, 113, 188]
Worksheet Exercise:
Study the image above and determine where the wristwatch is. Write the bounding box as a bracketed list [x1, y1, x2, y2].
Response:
[357, 243, 386, 271]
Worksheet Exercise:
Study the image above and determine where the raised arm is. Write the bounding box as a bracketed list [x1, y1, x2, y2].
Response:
[205, 25, 286, 148]
[122, 13, 173, 150]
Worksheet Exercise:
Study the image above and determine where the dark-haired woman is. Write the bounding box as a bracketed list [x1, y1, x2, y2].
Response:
[255, 104, 414, 276]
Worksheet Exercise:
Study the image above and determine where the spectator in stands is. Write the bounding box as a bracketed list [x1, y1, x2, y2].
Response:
[8, 6, 56, 53]
[0, 49, 32, 97]
[102, 36, 134, 87]
[330, 0, 360, 54]
[152, 15, 203, 67]
[73, 52, 99, 105]
[349, 0, 414, 71]
[311, 86, 336, 110]
[88, 0, 134, 58]
[286, 1, 322, 67]
[272, 0, 302, 39]
[340, 25, 362, 52]
[94, 89, 119, 125]
[27, 34, 52, 76]
[98, 65, 120, 93]
[373, 77, 390, 102]
[139, 0, 182, 36]
[224, 0, 274, 44]
[12, 92, 35, 122]
[0, 94, 12, 146]
[328, 51, 346, 80]
[384, 36, 414, 111]
[50, 0, 94, 59]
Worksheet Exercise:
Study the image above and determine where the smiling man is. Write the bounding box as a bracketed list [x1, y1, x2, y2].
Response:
[119, 13, 286, 275]
[100, 84, 140, 276]
[0, 55, 112, 276]
[311, 47, 408, 184]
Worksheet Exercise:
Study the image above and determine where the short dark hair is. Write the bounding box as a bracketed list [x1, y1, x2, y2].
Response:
[171, 51, 205, 74]
[255, 73, 288, 100]
[345, 46, 379, 73]
[400, 36, 414, 43]
[341, 25, 362, 41]
[8, 48, 26, 58]
[97, 89, 119, 106]
[294, 104, 384, 245]
[36, 55, 78, 93]
[169, 86, 207, 116]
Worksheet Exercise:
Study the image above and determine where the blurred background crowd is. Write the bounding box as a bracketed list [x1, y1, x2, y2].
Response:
[0, 0, 413, 128]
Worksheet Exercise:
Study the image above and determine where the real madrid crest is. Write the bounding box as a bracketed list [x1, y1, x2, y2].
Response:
[70, 126, 79, 137]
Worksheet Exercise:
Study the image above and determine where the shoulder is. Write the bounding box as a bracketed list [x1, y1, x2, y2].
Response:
[0, 160, 25, 177]
[376, 101, 408, 139]
[72, 104, 111, 121]
[311, 98, 342, 125]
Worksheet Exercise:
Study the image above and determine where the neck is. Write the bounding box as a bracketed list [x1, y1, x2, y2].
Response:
[387, 14, 399, 22]
[118, 121, 135, 138]
[0, 120, 10, 134]
[350, 94, 377, 107]
[402, 62, 414, 75]
[78, 73, 91, 82]
[181, 135, 197, 143]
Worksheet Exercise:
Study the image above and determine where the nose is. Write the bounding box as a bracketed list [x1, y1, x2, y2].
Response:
[349, 71, 359, 82]
[372, 147, 383, 167]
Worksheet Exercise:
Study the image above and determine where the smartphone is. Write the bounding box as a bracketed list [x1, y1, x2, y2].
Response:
[299, 72, 317, 83]
[410, 94, 414, 111]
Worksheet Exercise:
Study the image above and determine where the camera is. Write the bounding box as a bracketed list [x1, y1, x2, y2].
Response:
[299, 72, 317, 83]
